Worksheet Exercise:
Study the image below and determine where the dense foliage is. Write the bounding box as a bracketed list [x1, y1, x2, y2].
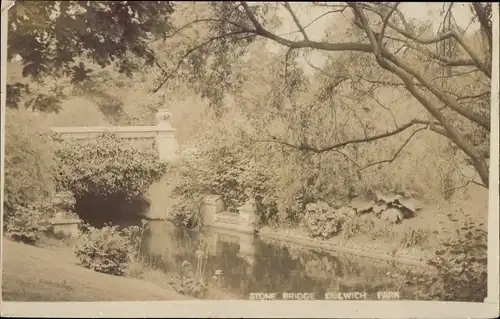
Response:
[51, 133, 169, 225]
[4, 191, 76, 245]
[304, 202, 345, 239]
[171, 143, 279, 228]
[3, 110, 57, 214]
[165, 259, 209, 298]
[412, 214, 487, 301]
[7, 1, 175, 112]
[53, 133, 168, 199]
[75, 223, 141, 276]
[3, 110, 60, 243]
[5, 204, 51, 244]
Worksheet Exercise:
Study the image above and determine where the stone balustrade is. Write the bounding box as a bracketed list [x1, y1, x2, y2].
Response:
[201, 195, 259, 234]
[50, 109, 179, 162]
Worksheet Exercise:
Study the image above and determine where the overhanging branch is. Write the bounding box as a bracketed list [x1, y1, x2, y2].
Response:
[359, 127, 425, 171]
[254, 119, 441, 153]
[283, 2, 309, 41]
[151, 31, 252, 94]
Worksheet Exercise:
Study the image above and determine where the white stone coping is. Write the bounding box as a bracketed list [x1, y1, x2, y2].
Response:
[50, 126, 177, 134]
[211, 221, 255, 234]
[50, 218, 82, 225]
[202, 194, 224, 204]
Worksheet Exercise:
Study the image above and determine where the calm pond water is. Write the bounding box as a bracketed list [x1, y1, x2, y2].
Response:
[138, 221, 420, 300]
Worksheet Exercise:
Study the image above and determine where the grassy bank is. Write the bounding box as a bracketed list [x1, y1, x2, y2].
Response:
[257, 198, 488, 266]
[1, 238, 192, 301]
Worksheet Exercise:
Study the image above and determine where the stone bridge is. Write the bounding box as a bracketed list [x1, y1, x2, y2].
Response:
[50, 109, 258, 233]
[50, 109, 188, 221]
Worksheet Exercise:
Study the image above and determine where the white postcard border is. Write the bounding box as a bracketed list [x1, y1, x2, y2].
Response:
[1, 2, 499, 318]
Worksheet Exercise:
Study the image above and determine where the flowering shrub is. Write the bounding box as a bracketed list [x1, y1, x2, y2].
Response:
[165, 249, 211, 297]
[74, 223, 141, 276]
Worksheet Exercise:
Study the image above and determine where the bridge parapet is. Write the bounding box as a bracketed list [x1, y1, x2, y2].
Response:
[50, 109, 179, 162]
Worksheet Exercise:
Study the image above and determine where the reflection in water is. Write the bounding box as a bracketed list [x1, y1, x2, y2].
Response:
[140, 221, 414, 299]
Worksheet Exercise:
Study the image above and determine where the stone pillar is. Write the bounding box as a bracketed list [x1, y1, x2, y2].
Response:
[155, 109, 179, 162]
[204, 229, 219, 256]
[237, 198, 259, 224]
[50, 211, 82, 238]
[201, 195, 225, 227]
[238, 233, 256, 257]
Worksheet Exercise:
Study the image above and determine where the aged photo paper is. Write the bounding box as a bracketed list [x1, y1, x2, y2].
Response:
[1, 1, 499, 318]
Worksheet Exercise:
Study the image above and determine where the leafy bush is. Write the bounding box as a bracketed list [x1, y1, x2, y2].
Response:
[349, 192, 421, 222]
[54, 133, 168, 199]
[171, 144, 278, 228]
[52, 133, 168, 225]
[340, 211, 362, 240]
[410, 214, 487, 301]
[168, 164, 208, 228]
[164, 248, 210, 297]
[167, 274, 207, 297]
[304, 201, 346, 239]
[4, 204, 51, 244]
[50, 190, 77, 212]
[4, 190, 76, 244]
[74, 223, 141, 276]
[2, 110, 78, 243]
[3, 109, 57, 216]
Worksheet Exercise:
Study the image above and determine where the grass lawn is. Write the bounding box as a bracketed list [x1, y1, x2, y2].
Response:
[1, 238, 191, 301]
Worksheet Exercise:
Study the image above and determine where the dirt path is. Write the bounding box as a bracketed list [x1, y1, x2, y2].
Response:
[1, 239, 191, 301]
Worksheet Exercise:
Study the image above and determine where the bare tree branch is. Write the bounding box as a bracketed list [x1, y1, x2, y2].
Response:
[384, 50, 490, 130]
[283, 2, 309, 41]
[240, 1, 375, 52]
[256, 118, 440, 153]
[347, 3, 489, 185]
[443, 179, 488, 194]
[471, 3, 492, 54]
[242, 3, 491, 130]
[377, 2, 401, 56]
[352, 5, 489, 130]
[374, 47, 489, 186]
[359, 127, 425, 171]
[359, 3, 490, 76]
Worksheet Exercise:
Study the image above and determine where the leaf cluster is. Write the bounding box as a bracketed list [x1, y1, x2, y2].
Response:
[7, 1, 175, 111]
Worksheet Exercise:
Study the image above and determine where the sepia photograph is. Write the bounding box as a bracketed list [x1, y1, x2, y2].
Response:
[1, 1, 499, 318]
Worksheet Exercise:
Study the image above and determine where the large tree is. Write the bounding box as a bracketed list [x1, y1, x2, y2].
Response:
[154, 2, 494, 187]
[6, 1, 175, 112]
[5, 2, 494, 188]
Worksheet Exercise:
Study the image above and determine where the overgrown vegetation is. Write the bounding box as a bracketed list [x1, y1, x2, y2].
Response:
[170, 142, 279, 228]
[52, 133, 169, 225]
[3, 109, 68, 244]
[74, 223, 143, 276]
[410, 213, 487, 301]
[53, 133, 168, 199]
[3, 110, 57, 216]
